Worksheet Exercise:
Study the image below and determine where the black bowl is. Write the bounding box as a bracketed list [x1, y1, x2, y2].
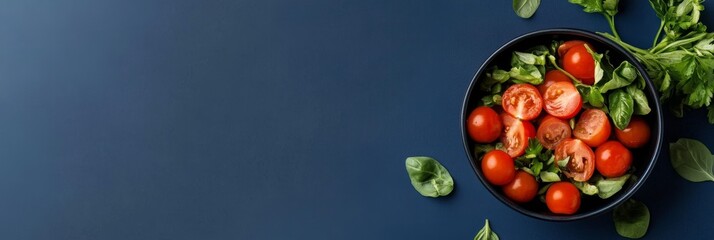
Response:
[461, 29, 664, 221]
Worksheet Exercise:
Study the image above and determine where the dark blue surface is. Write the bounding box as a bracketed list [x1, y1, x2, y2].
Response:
[0, 0, 712, 239]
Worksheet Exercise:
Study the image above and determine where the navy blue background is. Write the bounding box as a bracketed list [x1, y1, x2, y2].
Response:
[0, 0, 712, 239]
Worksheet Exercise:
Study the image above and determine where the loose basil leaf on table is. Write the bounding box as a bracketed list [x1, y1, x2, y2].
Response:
[613, 199, 650, 239]
[405, 156, 454, 197]
[608, 89, 634, 130]
[474, 219, 500, 240]
[513, 0, 540, 19]
[669, 138, 714, 182]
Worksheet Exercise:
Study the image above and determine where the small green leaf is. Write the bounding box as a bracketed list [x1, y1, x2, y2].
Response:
[599, 61, 638, 93]
[405, 156, 454, 197]
[596, 174, 631, 199]
[539, 171, 561, 182]
[513, 0, 541, 19]
[609, 89, 635, 130]
[573, 181, 599, 195]
[474, 219, 500, 240]
[557, 156, 570, 168]
[613, 199, 650, 239]
[568, 0, 604, 13]
[669, 138, 714, 182]
[626, 85, 651, 115]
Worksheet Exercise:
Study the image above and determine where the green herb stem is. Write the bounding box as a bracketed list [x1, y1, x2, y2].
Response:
[652, 20, 665, 49]
[605, 14, 621, 40]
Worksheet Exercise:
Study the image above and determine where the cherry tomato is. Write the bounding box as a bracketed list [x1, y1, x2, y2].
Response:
[545, 181, 581, 215]
[557, 40, 594, 57]
[573, 109, 611, 147]
[537, 115, 572, 149]
[615, 117, 651, 148]
[481, 150, 516, 186]
[467, 106, 503, 143]
[501, 84, 543, 121]
[543, 81, 582, 119]
[538, 70, 572, 94]
[555, 138, 595, 182]
[563, 44, 596, 85]
[501, 113, 536, 157]
[502, 170, 538, 203]
[595, 141, 633, 178]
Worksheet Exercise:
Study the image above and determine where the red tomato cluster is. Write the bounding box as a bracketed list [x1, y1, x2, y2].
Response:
[466, 40, 652, 215]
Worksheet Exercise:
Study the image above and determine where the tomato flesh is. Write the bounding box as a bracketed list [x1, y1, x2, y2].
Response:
[467, 106, 503, 143]
[615, 117, 651, 148]
[501, 113, 536, 157]
[502, 170, 538, 203]
[502, 84, 543, 121]
[538, 70, 572, 94]
[573, 109, 611, 147]
[481, 150, 516, 186]
[543, 81, 582, 119]
[595, 141, 633, 178]
[555, 138, 595, 182]
[546, 181, 581, 215]
[536, 115, 572, 149]
[562, 44, 596, 85]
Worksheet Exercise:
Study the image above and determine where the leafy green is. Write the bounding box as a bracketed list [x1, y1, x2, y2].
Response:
[596, 174, 631, 199]
[573, 181, 599, 195]
[599, 61, 638, 93]
[626, 85, 652, 115]
[568, 0, 604, 13]
[513, 0, 540, 19]
[474, 219, 500, 240]
[539, 171, 561, 182]
[613, 199, 650, 239]
[608, 89, 634, 130]
[405, 156, 454, 197]
[669, 138, 714, 182]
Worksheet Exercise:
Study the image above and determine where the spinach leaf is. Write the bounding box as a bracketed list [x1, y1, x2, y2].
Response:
[513, 0, 540, 19]
[596, 174, 631, 199]
[608, 89, 634, 130]
[613, 199, 650, 239]
[626, 85, 651, 115]
[474, 219, 500, 240]
[669, 138, 714, 182]
[405, 156, 454, 197]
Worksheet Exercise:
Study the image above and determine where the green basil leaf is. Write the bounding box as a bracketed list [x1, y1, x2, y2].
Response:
[596, 174, 631, 199]
[584, 45, 605, 85]
[626, 85, 651, 115]
[513, 0, 540, 19]
[405, 156, 454, 197]
[539, 171, 561, 182]
[608, 89, 635, 130]
[509, 65, 543, 84]
[474, 219, 500, 240]
[573, 181, 599, 195]
[669, 138, 714, 182]
[613, 199, 650, 239]
[599, 61, 638, 93]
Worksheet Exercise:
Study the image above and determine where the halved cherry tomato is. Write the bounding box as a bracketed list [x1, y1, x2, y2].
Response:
[467, 106, 502, 143]
[563, 44, 596, 85]
[557, 40, 594, 57]
[615, 117, 651, 148]
[502, 170, 538, 203]
[573, 109, 611, 147]
[543, 81, 582, 119]
[595, 141, 633, 178]
[555, 138, 595, 182]
[481, 150, 516, 186]
[501, 84, 543, 121]
[538, 70, 572, 94]
[546, 181, 581, 215]
[501, 113, 536, 157]
[537, 115, 572, 149]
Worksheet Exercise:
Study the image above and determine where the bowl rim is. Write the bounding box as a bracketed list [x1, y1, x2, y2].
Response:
[460, 28, 664, 221]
